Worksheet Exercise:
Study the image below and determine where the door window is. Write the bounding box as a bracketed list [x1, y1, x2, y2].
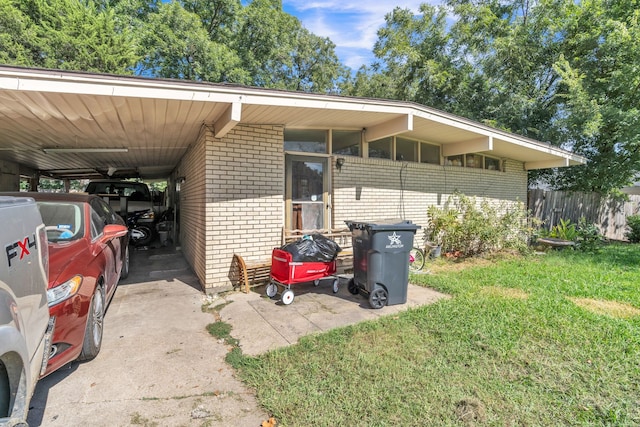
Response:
[286, 156, 328, 230]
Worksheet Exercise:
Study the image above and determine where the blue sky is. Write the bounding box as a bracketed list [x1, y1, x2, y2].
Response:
[282, 1, 428, 71]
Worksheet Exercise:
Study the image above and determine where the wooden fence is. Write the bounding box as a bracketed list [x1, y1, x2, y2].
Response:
[528, 189, 640, 241]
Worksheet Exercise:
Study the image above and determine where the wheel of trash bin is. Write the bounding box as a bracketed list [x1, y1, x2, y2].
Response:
[347, 278, 359, 295]
[314, 279, 320, 286]
[266, 282, 278, 298]
[332, 279, 339, 294]
[282, 289, 295, 305]
[368, 287, 388, 309]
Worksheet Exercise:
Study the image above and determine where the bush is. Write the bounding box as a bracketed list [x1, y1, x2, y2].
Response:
[626, 214, 640, 243]
[548, 218, 578, 241]
[425, 193, 532, 257]
[575, 217, 603, 253]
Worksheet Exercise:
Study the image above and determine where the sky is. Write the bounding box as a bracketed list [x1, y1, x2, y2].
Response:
[282, 1, 429, 71]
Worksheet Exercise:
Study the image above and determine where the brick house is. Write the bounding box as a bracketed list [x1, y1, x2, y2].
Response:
[0, 67, 585, 291]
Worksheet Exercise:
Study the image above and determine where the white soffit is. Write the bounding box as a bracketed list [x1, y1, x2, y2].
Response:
[0, 67, 586, 180]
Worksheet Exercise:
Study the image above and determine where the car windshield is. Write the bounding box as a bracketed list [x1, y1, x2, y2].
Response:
[85, 182, 151, 202]
[37, 202, 84, 242]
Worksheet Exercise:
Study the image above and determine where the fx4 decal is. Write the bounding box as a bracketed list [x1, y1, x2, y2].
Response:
[5, 234, 37, 267]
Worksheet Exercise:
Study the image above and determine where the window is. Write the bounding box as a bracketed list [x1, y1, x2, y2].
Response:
[369, 137, 392, 159]
[38, 202, 84, 242]
[445, 153, 503, 171]
[90, 207, 106, 238]
[332, 130, 360, 156]
[420, 143, 440, 164]
[396, 137, 417, 161]
[466, 154, 483, 169]
[90, 198, 120, 224]
[445, 155, 464, 166]
[485, 157, 501, 171]
[284, 129, 327, 153]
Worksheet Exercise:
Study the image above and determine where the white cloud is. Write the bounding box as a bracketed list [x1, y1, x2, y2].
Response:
[283, 1, 432, 70]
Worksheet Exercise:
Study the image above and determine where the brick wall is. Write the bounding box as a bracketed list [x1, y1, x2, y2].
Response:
[173, 124, 282, 290]
[177, 126, 528, 290]
[173, 126, 208, 288]
[204, 124, 284, 289]
[332, 156, 527, 242]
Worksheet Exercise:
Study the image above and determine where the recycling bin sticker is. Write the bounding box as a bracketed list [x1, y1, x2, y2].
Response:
[385, 232, 405, 249]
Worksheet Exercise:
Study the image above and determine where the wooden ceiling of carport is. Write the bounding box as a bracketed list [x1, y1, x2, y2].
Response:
[0, 67, 585, 180]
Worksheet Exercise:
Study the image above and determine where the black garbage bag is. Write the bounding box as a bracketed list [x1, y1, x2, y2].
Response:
[281, 234, 342, 262]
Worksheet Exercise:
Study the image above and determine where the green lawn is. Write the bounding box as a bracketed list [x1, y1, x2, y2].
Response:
[230, 243, 640, 426]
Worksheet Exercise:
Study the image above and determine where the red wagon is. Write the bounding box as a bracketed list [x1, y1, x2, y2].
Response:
[266, 248, 339, 305]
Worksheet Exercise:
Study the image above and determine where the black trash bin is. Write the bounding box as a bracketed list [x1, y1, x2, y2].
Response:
[345, 219, 420, 309]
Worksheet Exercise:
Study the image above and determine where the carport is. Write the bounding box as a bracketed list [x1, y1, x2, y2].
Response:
[0, 66, 586, 291]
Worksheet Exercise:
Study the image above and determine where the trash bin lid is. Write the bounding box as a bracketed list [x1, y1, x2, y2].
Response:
[345, 219, 421, 231]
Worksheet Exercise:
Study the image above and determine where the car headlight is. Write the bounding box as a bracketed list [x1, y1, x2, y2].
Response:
[140, 210, 155, 220]
[47, 275, 83, 306]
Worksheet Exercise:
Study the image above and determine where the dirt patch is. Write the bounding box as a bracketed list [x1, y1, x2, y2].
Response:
[428, 251, 532, 274]
[455, 398, 486, 424]
[481, 286, 529, 300]
[570, 297, 640, 319]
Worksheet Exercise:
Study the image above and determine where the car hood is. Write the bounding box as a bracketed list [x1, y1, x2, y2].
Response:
[47, 240, 91, 288]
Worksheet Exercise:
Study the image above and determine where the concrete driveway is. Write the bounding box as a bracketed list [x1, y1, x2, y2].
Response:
[28, 245, 447, 426]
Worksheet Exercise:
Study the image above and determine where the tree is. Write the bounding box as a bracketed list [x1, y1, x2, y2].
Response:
[350, 0, 640, 194]
[0, 0, 39, 66]
[234, 0, 346, 92]
[136, 1, 247, 82]
[542, 0, 640, 192]
[2, 0, 139, 73]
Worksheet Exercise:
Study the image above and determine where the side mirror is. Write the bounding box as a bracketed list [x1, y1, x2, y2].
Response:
[102, 224, 128, 242]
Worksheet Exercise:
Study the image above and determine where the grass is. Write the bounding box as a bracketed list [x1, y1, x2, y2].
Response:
[229, 243, 640, 426]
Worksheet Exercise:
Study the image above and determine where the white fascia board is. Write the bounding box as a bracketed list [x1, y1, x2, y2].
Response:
[442, 136, 493, 157]
[0, 71, 410, 115]
[412, 107, 587, 165]
[0, 72, 244, 103]
[525, 158, 570, 170]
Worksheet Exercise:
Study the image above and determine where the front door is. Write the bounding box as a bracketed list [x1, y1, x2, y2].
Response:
[286, 155, 329, 231]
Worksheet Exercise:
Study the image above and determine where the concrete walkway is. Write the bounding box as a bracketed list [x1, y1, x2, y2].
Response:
[220, 277, 449, 357]
[28, 246, 448, 426]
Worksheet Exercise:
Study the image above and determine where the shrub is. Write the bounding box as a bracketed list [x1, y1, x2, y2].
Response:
[537, 217, 603, 252]
[425, 193, 532, 257]
[626, 214, 640, 243]
[575, 217, 603, 253]
[548, 218, 578, 240]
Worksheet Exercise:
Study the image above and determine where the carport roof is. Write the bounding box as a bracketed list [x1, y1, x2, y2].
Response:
[0, 66, 585, 180]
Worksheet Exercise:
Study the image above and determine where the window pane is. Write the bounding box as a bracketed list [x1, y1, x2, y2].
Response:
[420, 143, 440, 164]
[445, 155, 463, 166]
[485, 157, 501, 171]
[284, 129, 327, 153]
[396, 137, 417, 161]
[466, 154, 483, 169]
[332, 130, 360, 156]
[369, 137, 391, 159]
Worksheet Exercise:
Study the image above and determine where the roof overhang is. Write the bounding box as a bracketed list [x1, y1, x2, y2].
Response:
[0, 66, 585, 180]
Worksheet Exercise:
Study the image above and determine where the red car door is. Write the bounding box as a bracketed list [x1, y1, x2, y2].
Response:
[89, 199, 123, 299]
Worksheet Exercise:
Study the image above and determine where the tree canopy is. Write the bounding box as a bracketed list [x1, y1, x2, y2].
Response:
[0, 0, 346, 91]
[343, 0, 640, 194]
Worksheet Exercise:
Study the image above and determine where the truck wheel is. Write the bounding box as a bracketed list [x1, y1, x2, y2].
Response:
[0, 362, 9, 417]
